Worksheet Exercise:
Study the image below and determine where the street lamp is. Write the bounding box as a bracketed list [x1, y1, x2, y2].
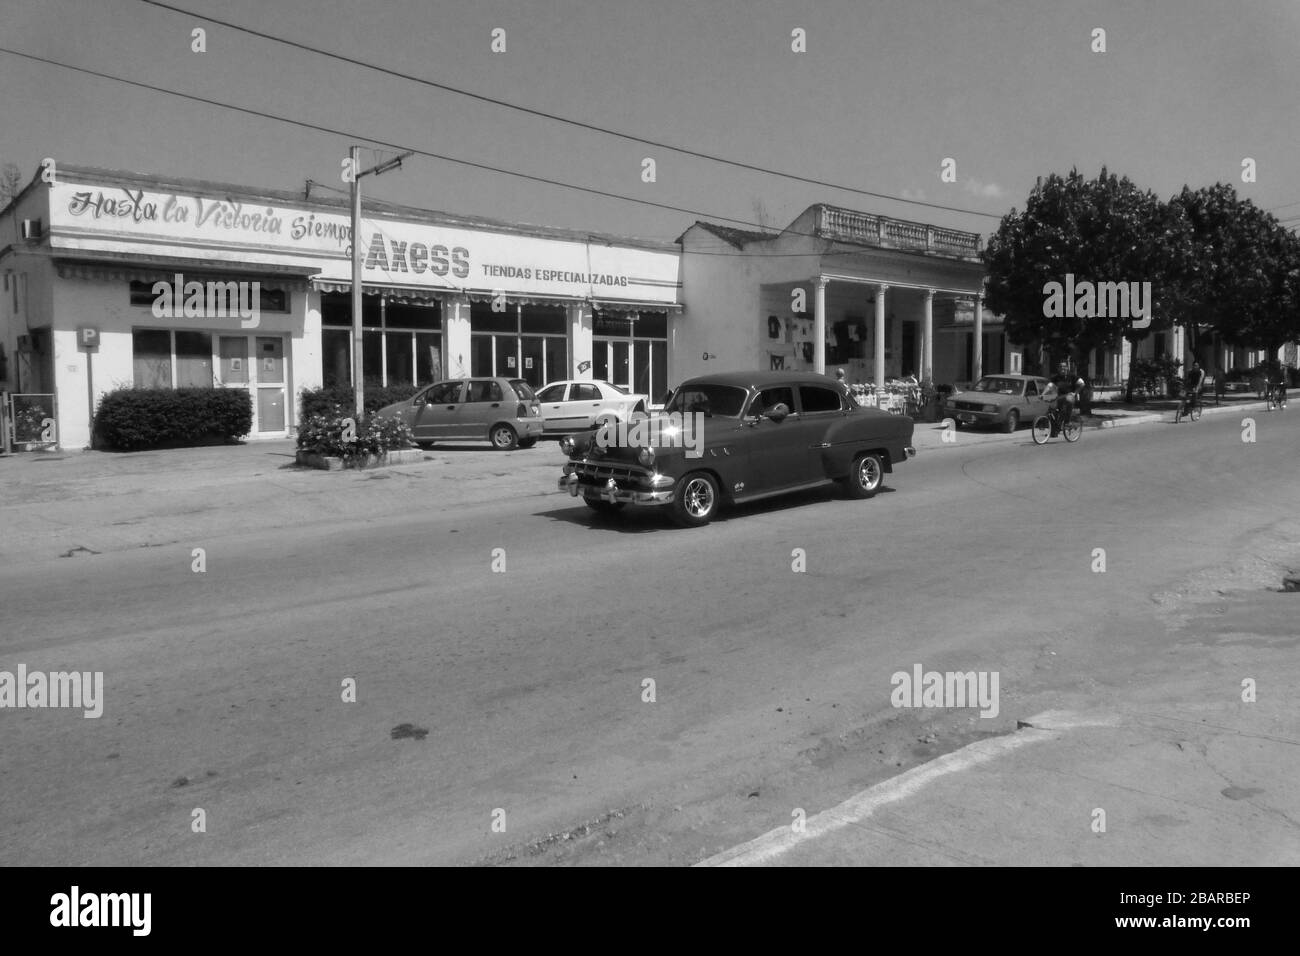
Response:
[350, 147, 414, 419]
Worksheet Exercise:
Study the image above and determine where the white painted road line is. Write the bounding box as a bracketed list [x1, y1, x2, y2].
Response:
[694, 711, 1120, 867]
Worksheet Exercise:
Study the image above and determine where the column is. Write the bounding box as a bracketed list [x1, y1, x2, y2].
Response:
[874, 284, 888, 386]
[922, 289, 934, 383]
[813, 277, 827, 375]
[444, 295, 472, 378]
[569, 301, 593, 378]
[972, 293, 984, 382]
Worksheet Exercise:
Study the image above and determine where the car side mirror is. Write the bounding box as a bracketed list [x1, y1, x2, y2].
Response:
[767, 402, 790, 423]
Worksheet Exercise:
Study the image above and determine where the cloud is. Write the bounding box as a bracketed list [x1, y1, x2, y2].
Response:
[962, 178, 1008, 200]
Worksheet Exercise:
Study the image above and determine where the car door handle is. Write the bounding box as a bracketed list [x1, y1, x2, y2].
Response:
[446, 406, 456, 410]
[491, 403, 500, 408]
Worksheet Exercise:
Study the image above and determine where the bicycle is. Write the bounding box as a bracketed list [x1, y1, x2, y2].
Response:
[1266, 381, 1288, 411]
[1031, 403, 1082, 444]
[1174, 390, 1202, 423]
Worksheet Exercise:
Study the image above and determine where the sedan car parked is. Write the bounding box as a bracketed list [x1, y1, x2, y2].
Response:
[533, 379, 649, 435]
[942, 374, 1051, 433]
[376, 377, 542, 450]
[558, 370, 915, 527]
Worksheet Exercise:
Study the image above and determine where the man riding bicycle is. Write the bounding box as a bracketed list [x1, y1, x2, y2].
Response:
[1041, 366, 1082, 435]
[1179, 362, 1205, 419]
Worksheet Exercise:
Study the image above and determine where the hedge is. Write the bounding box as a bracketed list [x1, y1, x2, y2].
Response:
[299, 384, 420, 420]
[95, 387, 253, 450]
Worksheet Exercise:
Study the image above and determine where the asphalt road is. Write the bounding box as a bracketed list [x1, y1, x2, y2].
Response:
[1, 411, 1297, 865]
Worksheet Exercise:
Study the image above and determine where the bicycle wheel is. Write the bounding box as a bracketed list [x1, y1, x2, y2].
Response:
[1062, 415, 1083, 442]
[1031, 415, 1052, 444]
[1189, 403, 1202, 422]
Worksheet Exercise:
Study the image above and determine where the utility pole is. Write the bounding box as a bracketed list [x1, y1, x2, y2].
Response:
[349, 147, 414, 419]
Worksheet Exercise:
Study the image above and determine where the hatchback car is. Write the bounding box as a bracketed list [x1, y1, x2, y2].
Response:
[942, 374, 1051, 432]
[558, 370, 915, 527]
[533, 379, 649, 435]
[377, 377, 542, 450]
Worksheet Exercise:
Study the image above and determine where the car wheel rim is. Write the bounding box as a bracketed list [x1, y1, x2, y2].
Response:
[493, 428, 512, 447]
[858, 457, 880, 490]
[683, 478, 714, 518]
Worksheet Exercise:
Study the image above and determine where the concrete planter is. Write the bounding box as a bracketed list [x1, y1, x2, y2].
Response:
[295, 448, 424, 471]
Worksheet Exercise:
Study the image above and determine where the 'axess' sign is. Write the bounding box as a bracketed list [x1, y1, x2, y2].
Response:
[361, 232, 469, 278]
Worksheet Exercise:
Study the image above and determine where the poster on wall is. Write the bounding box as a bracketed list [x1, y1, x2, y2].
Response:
[769, 353, 785, 370]
[767, 314, 783, 340]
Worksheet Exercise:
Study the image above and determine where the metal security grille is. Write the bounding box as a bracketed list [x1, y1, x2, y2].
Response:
[5, 393, 59, 451]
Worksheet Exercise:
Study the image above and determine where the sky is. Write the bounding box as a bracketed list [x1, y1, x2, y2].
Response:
[1, 0, 1298, 243]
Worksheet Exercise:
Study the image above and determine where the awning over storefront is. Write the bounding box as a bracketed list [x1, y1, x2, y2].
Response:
[591, 298, 683, 313]
[55, 255, 315, 291]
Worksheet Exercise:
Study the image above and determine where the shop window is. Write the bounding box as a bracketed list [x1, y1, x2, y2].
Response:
[362, 330, 383, 383]
[416, 332, 443, 383]
[132, 329, 172, 389]
[545, 338, 568, 384]
[637, 313, 668, 338]
[385, 331, 414, 386]
[470, 336, 494, 377]
[471, 303, 517, 334]
[386, 301, 442, 330]
[175, 331, 214, 387]
[322, 329, 351, 387]
[594, 313, 633, 337]
[521, 305, 566, 335]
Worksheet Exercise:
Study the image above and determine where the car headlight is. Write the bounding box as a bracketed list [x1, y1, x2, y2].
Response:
[560, 436, 575, 456]
[636, 446, 655, 467]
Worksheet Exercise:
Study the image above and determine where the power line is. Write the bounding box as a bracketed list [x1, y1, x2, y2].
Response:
[134, 0, 1003, 222]
[0, 45, 989, 259]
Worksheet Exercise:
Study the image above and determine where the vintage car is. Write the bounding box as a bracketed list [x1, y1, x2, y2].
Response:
[942, 374, 1051, 433]
[557, 370, 916, 527]
[533, 379, 650, 435]
[376, 377, 543, 450]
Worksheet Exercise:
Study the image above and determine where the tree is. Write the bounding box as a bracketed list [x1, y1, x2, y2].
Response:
[983, 168, 1189, 390]
[0, 162, 23, 208]
[1170, 185, 1300, 374]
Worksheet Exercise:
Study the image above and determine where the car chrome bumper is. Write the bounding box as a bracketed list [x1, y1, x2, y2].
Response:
[559, 473, 674, 506]
[904, 445, 916, 458]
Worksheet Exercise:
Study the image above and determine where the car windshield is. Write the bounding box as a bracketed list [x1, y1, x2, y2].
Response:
[665, 383, 748, 418]
[972, 377, 1022, 395]
[509, 379, 537, 401]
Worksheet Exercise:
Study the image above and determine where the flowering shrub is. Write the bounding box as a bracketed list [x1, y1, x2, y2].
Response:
[296, 411, 415, 465]
[299, 385, 419, 420]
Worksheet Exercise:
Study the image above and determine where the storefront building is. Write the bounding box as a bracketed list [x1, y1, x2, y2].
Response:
[675, 204, 1009, 388]
[0, 165, 680, 448]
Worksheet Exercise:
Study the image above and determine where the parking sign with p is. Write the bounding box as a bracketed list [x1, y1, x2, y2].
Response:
[77, 326, 99, 351]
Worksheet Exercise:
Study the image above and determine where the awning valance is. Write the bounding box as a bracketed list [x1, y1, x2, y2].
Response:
[55, 257, 313, 291]
[591, 299, 682, 314]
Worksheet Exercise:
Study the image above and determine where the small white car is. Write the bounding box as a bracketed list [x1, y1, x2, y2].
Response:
[534, 379, 649, 435]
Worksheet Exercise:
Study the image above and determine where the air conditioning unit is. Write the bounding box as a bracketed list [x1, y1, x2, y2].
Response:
[21, 219, 42, 240]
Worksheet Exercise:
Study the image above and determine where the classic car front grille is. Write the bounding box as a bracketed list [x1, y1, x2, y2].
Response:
[573, 461, 651, 484]
[952, 400, 987, 412]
